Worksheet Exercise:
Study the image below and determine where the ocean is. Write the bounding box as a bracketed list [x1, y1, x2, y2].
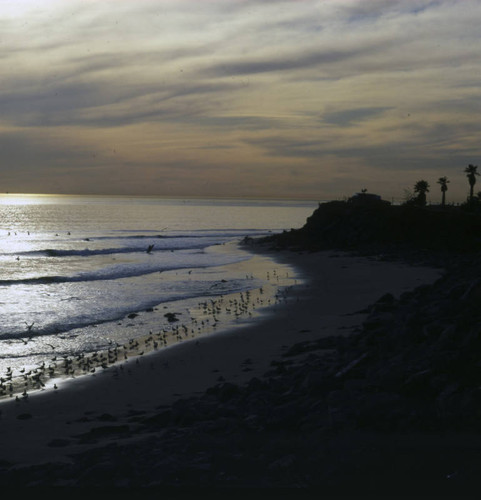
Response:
[0, 194, 316, 396]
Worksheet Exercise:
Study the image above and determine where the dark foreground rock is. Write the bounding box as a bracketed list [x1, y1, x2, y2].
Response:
[3, 202, 481, 492]
[2, 257, 481, 493]
[257, 201, 481, 259]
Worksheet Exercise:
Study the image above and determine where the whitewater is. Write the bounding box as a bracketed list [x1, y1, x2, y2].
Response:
[0, 195, 315, 391]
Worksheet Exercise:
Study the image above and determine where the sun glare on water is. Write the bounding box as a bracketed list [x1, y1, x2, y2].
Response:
[0, 194, 61, 206]
[0, 195, 50, 254]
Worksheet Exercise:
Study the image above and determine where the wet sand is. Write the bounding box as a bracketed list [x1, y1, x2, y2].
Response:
[0, 246, 441, 478]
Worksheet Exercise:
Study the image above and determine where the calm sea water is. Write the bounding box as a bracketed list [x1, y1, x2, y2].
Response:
[0, 195, 315, 393]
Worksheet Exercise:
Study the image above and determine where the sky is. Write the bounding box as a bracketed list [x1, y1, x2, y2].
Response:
[0, 0, 480, 202]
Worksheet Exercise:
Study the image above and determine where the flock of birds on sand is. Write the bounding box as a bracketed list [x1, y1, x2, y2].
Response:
[0, 267, 297, 402]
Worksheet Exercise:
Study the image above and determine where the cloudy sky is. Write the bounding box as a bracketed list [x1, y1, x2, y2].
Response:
[0, 0, 480, 201]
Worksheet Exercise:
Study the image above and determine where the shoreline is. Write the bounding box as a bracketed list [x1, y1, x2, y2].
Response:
[0, 245, 442, 485]
[0, 240, 298, 399]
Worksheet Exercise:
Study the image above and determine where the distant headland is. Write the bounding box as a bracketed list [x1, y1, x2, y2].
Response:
[263, 197, 481, 253]
[256, 184, 481, 259]
[256, 164, 481, 258]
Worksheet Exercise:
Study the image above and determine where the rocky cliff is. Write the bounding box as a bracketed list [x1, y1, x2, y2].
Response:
[261, 201, 481, 255]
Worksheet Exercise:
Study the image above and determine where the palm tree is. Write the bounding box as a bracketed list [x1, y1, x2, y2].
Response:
[413, 179, 430, 206]
[465, 164, 479, 202]
[437, 176, 449, 207]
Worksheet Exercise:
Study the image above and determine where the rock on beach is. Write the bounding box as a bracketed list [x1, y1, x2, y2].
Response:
[2, 200, 481, 492]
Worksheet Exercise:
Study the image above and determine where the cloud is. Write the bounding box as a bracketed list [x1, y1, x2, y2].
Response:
[0, 0, 480, 201]
[0, 130, 92, 170]
[322, 107, 392, 127]
[244, 116, 481, 170]
[0, 76, 250, 128]
[202, 45, 376, 77]
[245, 136, 327, 159]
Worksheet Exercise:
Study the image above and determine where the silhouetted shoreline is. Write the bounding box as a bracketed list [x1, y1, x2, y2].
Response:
[257, 200, 481, 264]
[1, 201, 481, 493]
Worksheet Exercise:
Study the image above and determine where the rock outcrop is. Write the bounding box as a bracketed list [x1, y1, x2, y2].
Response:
[260, 201, 481, 256]
[3, 202, 481, 490]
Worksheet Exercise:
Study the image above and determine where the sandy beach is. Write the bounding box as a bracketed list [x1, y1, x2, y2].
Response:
[0, 245, 442, 486]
